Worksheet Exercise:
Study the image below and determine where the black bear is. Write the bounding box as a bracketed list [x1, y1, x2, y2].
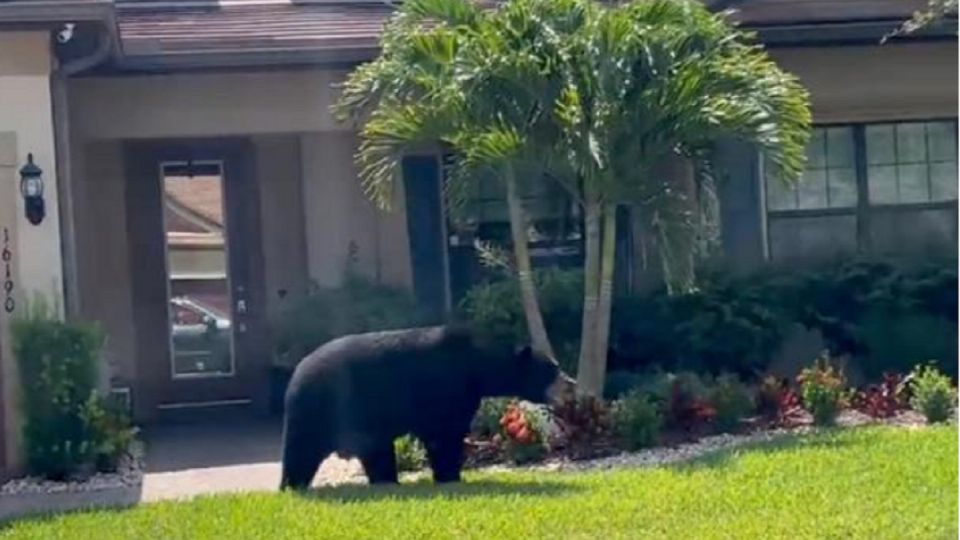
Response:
[279, 325, 570, 490]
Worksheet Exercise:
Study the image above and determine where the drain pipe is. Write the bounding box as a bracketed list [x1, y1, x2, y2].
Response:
[52, 24, 113, 319]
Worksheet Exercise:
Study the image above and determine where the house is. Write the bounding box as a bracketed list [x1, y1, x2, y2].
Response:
[0, 0, 955, 477]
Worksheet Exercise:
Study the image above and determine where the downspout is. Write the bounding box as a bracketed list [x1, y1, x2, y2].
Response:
[52, 24, 113, 319]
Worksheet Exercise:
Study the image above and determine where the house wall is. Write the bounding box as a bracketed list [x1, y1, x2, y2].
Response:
[0, 31, 63, 476]
[770, 42, 957, 123]
[299, 131, 412, 290]
[68, 70, 353, 139]
[71, 139, 138, 387]
[253, 134, 309, 321]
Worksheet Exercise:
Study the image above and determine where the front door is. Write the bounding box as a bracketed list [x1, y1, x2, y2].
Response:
[125, 139, 267, 419]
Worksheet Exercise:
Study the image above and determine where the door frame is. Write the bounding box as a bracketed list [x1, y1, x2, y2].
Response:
[402, 153, 452, 321]
[124, 138, 268, 420]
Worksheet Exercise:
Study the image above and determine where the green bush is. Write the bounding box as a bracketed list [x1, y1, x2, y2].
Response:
[458, 268, 582, 374]
[710, 373, 754, 432]
[612, 390, 663, 450]
[789, 259, 957, 379]
[394, 434, 427, 472]
[610, 258, 957, 380]
[273, 274, 426, 368]
[12, 301, 107, 479]
[611, 279, 790, 377]
[909, 364, 956, 424]
[80, 394, 138, 473]
[798, 355, 847, 426]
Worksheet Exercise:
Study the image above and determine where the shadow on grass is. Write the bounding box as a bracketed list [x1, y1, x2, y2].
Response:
[299, 479, 580, 504]
[667, 428, 863, 473]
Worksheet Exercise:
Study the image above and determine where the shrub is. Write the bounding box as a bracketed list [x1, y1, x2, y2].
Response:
[80, 395, 138, 473]
[394, 434, 427, 472]
[458, 268, 582, 374]
[852, 373, 908, 419]
[756, 375, 804, 427]
[499, 402, 548, 464]
[791, 259, 958, 379]
[710, 373, 754, 432]
[471, 397, 511, 439]
[610, 258, 957, 381]
[909, 364, 956, 424]
[13, 303, 104, 479]
[272, 273, 426, 368]
[798, 355, 847, 426]
[638, 371, 714, 432]
[551, 395, 614, 457]
[611, 390, 663, 450]
[611, 279, 790, 377]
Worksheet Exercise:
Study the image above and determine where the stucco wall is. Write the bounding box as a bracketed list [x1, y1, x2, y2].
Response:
[771, 41, 958, 123]
[0, 31, 61, 475]
[300, 131, 412, 290]
[253, 134, 309, 319]
[72, 140, 138, 386]
[68, 70, 352, 140]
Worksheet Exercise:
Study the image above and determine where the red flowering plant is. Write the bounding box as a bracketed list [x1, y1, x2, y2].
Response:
[853, 372, 910, 419]
[499, 401, 548, 464]
[550, 395, 617, 459]
[757, 375, 806, 427]
[665, 379, 716, 434]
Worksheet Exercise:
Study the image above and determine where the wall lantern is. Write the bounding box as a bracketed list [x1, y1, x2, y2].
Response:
[19, 153, 45, 225]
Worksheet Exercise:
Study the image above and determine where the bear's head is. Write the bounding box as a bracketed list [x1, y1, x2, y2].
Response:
[507, 346, 576, 404]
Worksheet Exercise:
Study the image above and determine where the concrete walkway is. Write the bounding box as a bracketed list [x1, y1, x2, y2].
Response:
[140, 418, 364, 502]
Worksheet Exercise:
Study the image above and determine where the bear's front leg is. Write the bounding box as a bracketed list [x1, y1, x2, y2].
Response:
[360, 443, 399, 484]
[425, 433, 466, 483]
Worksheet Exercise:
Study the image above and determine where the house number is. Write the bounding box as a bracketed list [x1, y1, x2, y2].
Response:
[2, 227, 13, 313]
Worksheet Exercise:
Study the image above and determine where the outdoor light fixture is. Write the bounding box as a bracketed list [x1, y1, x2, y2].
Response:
[19, 153, 45, 225]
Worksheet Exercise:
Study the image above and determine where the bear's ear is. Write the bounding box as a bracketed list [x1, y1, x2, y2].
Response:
[515, 345, 533, 362]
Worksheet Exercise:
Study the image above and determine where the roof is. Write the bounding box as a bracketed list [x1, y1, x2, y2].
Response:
[109, 0, 952, 69]
[164, 175, 224, 231]
[728, 0, 933, 27]
[0, 0, 113, 25]
[116, 1, 394, 58]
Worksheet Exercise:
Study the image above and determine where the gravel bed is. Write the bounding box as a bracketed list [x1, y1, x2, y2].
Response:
[0, 444, 144, 496]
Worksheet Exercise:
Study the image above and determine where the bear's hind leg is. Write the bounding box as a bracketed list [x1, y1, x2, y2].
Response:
[360, 443, 398, 484]
[425, 433, 466, 484]
[280, 424, 327, 491]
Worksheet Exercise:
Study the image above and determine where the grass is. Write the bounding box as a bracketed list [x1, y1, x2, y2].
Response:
[2, 425, 956, 539]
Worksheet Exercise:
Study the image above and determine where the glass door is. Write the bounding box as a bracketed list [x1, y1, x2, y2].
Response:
[161, 161, 235, 378]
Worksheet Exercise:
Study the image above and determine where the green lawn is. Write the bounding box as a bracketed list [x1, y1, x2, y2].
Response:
[3, 426, 956, 539]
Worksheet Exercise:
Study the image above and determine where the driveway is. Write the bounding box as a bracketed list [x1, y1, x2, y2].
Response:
[141, 417, 364, 502]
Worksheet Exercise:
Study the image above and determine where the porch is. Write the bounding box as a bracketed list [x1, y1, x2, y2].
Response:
[66, 84, 419, 420]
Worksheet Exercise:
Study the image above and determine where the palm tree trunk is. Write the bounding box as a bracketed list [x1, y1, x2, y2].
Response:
[505, 163, 556, 359]
[592, 204, 618, 394]
[576, 200, 602, 397]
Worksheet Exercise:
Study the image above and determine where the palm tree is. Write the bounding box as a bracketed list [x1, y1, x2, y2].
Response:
[333, 0, 572, 358]
[336, 0, 811, 398]
[551, 0, 811, 396]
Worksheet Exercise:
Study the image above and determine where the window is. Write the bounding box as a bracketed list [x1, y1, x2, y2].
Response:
[765, 127, 857, 211]
[455, 168, 579, 245]
[866, 121, 958, 204]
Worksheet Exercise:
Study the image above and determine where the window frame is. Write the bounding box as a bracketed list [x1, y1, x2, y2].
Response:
[762, 117, 958, 259]
[765, 118, 958, 218]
